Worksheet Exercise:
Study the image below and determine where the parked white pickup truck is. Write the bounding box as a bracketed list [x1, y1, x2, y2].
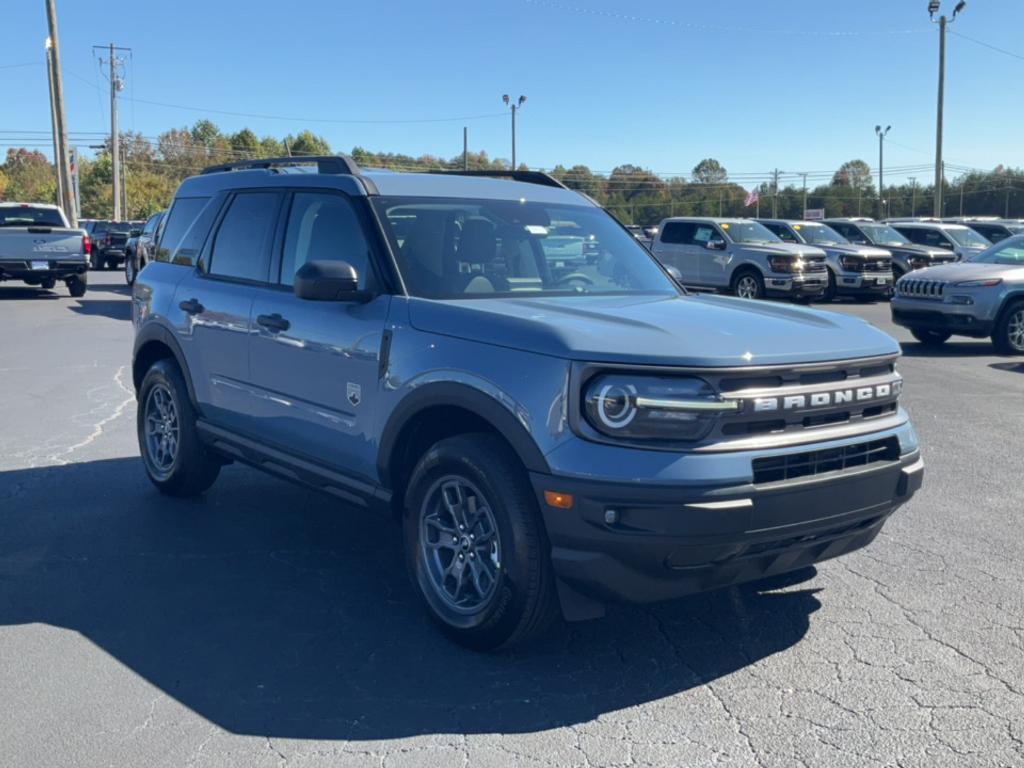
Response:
[0, 203, 90, 296]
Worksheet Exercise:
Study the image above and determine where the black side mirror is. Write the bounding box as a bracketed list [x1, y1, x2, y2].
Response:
[293, 260, 364, 301]
[130, 229, 142, 237]
[706, 238, 727, 251]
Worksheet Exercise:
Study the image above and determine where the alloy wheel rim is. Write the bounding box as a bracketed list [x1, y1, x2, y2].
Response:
[737, 276, 757, 299]
[144, 384, 179, 479]
[419, 475, 502, 614]
[1008, 309, 1024, 351]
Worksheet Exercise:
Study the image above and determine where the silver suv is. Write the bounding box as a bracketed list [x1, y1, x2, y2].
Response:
[758, 219, 893, 302]
[825, 218, 955, 281]
[891, 234, 1024, 353]
[650, 217, 827, 300]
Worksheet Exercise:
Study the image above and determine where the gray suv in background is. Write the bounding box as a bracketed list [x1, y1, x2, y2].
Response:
[891, 234, 1024, 353]
[650, 217, 828, 300]
[758, 219, 893, 302]
[888, 221, 991, 262]
[826, 218, 955, 281]
[132, 156, 923, 649]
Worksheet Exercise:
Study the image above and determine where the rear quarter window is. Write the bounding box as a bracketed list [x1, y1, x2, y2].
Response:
[154, 196, 212, 266]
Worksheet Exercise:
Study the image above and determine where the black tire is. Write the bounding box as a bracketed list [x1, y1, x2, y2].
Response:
[403, 433, 558, 650]
[90, 250, 102, 270]
[992, 300, 1024, 355]
[40, 277, 56, 290]
[67, 274, 87, 298]
[821, 269, 837, 302]
[731, 269, 765, 300]
[125, 252, 136, 286]
[910, 328, 951, 346]
[137, 359, 221, 497]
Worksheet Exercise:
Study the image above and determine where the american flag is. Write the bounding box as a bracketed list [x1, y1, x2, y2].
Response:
[745, 189, 759, 207]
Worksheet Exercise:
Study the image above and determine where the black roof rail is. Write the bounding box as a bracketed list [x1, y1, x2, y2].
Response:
[432, 169, 569, 190]
[200, 154, 361, 176]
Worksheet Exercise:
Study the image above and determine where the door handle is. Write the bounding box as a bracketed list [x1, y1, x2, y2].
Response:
[179, 298, 204, 315]
[257, 313, 291, 332]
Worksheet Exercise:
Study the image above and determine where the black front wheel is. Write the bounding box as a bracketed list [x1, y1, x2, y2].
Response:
[66, 274, 87, 298]
[125, 253, 136, 285]
[732, 270, 764, 300]
[403, 434, 558, 650]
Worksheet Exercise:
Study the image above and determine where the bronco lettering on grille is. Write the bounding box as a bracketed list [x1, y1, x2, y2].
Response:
[749, 379, 901, 413]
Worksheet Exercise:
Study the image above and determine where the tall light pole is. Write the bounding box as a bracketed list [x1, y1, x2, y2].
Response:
[44, 0, 75, 225]
[875, 125, 891, 220]
[929, 0, 966, 218]
[909, 176, 917, 216]
[45, 37, 65, 210]
[502, 94, 526, 169]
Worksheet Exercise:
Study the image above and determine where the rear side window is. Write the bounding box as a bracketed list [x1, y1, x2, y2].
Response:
[659, 222, 695, 244]
[280, 192, 372, 288]
[206, 192, 280, 282]
[765, 223, 798, 243]
[155, 197, 210, 264]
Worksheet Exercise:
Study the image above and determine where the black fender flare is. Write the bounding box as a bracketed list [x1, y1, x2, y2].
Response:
[132, 321, 199, 409]
[376, 381, 550, 488]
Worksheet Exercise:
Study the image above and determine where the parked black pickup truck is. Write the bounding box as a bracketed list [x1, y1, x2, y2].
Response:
[0, 203, 89, 296]
[89, 220, 133, 270]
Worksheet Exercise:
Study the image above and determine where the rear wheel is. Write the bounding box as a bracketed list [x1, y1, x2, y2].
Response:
[911, 328, 951, 346]
[403, 434, 558, 650]
[137, 359, 221, 497]
[125, 252, 136, 285]
[821, 269, 838, 302]
[732, 270, 764, 300]
[993, 301, 1024, 355]
[66, 274, 87, 297]
[40, 277, 56, 290]
[90, 251, 102, 270]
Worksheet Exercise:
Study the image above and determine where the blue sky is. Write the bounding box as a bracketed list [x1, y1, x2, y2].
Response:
[4, 0, 1023, 187]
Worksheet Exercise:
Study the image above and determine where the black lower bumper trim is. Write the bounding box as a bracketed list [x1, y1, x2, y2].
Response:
[532, 452, 922, 606]
[892, 307, 993, 337]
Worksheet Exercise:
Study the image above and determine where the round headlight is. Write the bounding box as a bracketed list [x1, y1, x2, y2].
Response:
[594, 382, 638, 429]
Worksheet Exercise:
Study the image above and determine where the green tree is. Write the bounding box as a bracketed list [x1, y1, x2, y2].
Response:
[287, 130, 331, 156]
[1, 148, 56, 203]
[832, 159, 873, 190]
[692, 158, 727, 185]
[229, 128, 260, 157]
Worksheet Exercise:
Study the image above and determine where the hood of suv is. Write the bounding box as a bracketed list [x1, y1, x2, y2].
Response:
[408, 294, 898, 367]
[885, 243, 955, 264]
[733, 242, 827, 259]
[898, 260, 1024, 284]
[818, 244, 891, 260]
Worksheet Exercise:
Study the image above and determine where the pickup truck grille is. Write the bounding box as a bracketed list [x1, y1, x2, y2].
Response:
[897, 278, 947, 299]
[697, 354, 902, 447]
[753, 437, 900, 484]
[804, 256, 827, 273]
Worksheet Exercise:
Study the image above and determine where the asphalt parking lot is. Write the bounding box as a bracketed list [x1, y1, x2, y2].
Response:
[1, 271, 1022, 768]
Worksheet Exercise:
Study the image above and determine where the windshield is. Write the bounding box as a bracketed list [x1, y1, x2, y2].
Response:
[968, 238, 1024, 265]
[720, 221, 781, 245]
[0, 206, 65, 228]
[946, 227, 991, 249]
[793, 223, 848, 245]
[372, 197, 677, 299]
[859, 224, 911, 246]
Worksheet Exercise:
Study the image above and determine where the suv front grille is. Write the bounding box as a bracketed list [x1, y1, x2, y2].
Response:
[752, 437, 900, 484]
[804, 256, 827, 273]
[897, 278, 947, 299]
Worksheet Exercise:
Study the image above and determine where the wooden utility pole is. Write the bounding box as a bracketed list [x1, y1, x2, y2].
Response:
[44, 0, 75, 225]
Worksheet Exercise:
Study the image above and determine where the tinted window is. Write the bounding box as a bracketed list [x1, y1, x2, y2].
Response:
[692, 225, 717, 245]
[659, 222, 694, 244]
[970, 238, 1024, 265]
[207, 192, 279, 282]
[170, 199, 222, 267]
[763, 222, 798, 243]
[280, 192, 372, 288]
[155, 197, 210, 264]
[0, 206, 66, 227]
[142, 212, 160, 236]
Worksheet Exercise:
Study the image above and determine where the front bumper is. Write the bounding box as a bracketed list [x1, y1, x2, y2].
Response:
[836, 272, 893, 295]
[764, 272, 827, 297]
[0, 258, 88, 282]
[532, 450, 922, 605]
[891, 298, 995, 337]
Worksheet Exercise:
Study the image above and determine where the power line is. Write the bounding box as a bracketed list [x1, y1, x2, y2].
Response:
[949, 29, 1024, 62]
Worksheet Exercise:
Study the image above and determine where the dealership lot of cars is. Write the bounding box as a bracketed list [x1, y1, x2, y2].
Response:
[1, 269, 1022, 767]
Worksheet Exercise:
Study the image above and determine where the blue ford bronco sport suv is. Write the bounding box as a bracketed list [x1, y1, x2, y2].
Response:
[132, 156, 923, 649]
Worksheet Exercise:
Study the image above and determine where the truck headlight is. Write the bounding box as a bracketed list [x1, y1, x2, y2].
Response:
[583, 374, 737, 441]
[954, 278, 1001, 287]
[767, 255, 801, 273]
[838, 256, 864, 271]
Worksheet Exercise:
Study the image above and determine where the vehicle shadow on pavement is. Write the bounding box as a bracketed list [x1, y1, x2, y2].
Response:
[67, 299, 131, 321]
[899, 340, 997, 358]
[0, 287, 62, 301]
[0, 458, 820, 740]
[990, 361, 1024, 374]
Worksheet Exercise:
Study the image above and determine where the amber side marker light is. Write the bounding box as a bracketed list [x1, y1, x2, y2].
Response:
[544, 491, 574, 509]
